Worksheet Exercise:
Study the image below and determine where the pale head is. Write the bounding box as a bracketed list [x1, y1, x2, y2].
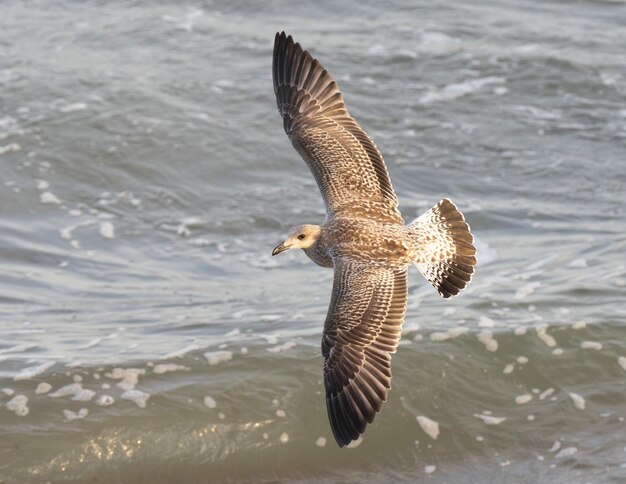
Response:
[272, 224, 321, 256]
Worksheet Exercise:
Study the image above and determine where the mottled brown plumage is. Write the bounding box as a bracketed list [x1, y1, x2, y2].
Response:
[272, 32, 477, 447]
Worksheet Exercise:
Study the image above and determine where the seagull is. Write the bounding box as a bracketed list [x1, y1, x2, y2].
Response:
[271, 32, 477, 447]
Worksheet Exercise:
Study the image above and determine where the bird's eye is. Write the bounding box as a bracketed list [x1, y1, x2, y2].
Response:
[297, 234, 305, 240]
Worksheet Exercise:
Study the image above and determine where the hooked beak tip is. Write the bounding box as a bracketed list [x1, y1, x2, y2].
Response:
[272, 243, 290, 256]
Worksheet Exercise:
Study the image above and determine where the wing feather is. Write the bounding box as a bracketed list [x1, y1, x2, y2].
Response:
[322, 259, 408, 447]
[273, 32, 403, 224]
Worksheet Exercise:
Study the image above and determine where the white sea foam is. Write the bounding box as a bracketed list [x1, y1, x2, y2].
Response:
[555, 447, 578, 459]
[279, 432, 289, 444]
[35, 382, 52, 395]
[515, 282, 541, 299]
[416, 416, 440, 440]
[59, 102, 87, 113]
[204, 396, 216, 409]
[539, 388, 555, 400]
[162, 342, 209, 359]
[105, 368, 145, 390]
[40, 191, 61, 204]
[49, 383, 83, 398]
[276, 409, 286, 418]
[13, 361, 55, 381]
[503, 364, 514, 374]
[1, 387, 14, 395]
[96, 395, 115, 406]
[581, 341, 602, 350]
[315, 437, 327, 447]
[477, 331, 498, 352]
[478, 316, 495, 328]
[571, 322, 586, 330]
[419, 77, 505, 104]
[267, 341, 297, 353]
[121, 389, 150, 408]
[6, 395, 29, 416]
[63, 408, 88, 421]
[515, 394, 533, 405]
[0, 143, 21, 155]
[536, 325, 556, 347]
[153, 363, 189, 374]
[424, 465, 436, 474]
[99, 221, 115, 239]
[569, 393, 586, 410]
[548, 440, 561, 452]
[474, 414, 506, 425]
[618, 356, 626, 371]
[71, 388, 96, 402]
[430, 327, 469, 341]
[0, 343, 38, 355]
[204, 351, 233, 365]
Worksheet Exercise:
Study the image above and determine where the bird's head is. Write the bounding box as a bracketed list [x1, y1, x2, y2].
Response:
[272, 224, 321, 256]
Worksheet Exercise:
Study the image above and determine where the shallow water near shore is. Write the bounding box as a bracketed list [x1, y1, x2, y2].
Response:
[1, 0, 626, 482]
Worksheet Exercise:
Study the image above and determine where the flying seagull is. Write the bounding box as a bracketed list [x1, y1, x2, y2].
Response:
[271, 31, 476, 447]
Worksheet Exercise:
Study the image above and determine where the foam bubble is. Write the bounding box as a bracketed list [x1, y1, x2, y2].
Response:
[59, 102, 87, 113]
[204, 396, 216, 409]
[105, 368, 145, 390]
[416, 415, 440, 440]
[40, 191, 61, 204]
[96, 395, 115, 406]
[618, 356, 626, 371]
[276, 409, 286, 418]
[555, 447, 578, 459]
[63, 408, 88, 421]
[35, 382, 52, 395]
[580, 341, 602, 350]
[430, 327, 469, 341]
[153, 363, 189, 374]
[315, 437, 326, 447]
[267, 342, 297, 353]
[99, 221, 115, 239]
[204, 351, 233, 365]
[503, 364, 514, 374]
[474, 414, 506, 425]
[419, 77, 505, 104]
[121, 389, 150, 408]
[49, 383, 83, 398]
[279, 432, 289, 444]
[6, 395, 29, 416]
[515, 394, 533, 405]
[571, 322, 586, 330]
[477, 331, 498, 352]
[424, 465, 436, 474]
[569, 393, 585, 410]
[536, 325, 556, 347]
[71, 388, 96, 402]
[539, 388, 555, 400]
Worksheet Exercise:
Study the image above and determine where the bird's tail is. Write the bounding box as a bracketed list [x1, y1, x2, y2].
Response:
[408, 199, 476, 298]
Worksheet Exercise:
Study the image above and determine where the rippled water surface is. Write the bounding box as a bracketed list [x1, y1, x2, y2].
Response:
[1, 0, 626, 482]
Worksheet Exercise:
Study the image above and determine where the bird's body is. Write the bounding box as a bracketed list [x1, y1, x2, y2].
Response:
[271, 32, 477, 447]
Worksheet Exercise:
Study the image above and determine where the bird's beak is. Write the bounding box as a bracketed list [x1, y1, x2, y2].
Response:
[272, 242, 291, 256]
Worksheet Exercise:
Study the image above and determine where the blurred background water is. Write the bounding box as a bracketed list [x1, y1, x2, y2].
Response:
[1, 0, 625, 482]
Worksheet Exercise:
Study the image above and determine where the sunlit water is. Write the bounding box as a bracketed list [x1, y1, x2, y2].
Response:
[1, 0, 625, 482]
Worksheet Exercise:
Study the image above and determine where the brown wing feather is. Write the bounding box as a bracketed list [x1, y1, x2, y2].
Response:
[322, 259, 408, 446]
[273, 32, 403, 224]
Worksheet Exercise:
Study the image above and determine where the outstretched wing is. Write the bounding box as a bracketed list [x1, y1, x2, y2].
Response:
[273, 32, 403, 224]
[322, 258, 408, 446]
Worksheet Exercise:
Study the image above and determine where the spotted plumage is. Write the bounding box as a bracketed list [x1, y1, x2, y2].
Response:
[271, 32, 477, 447]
